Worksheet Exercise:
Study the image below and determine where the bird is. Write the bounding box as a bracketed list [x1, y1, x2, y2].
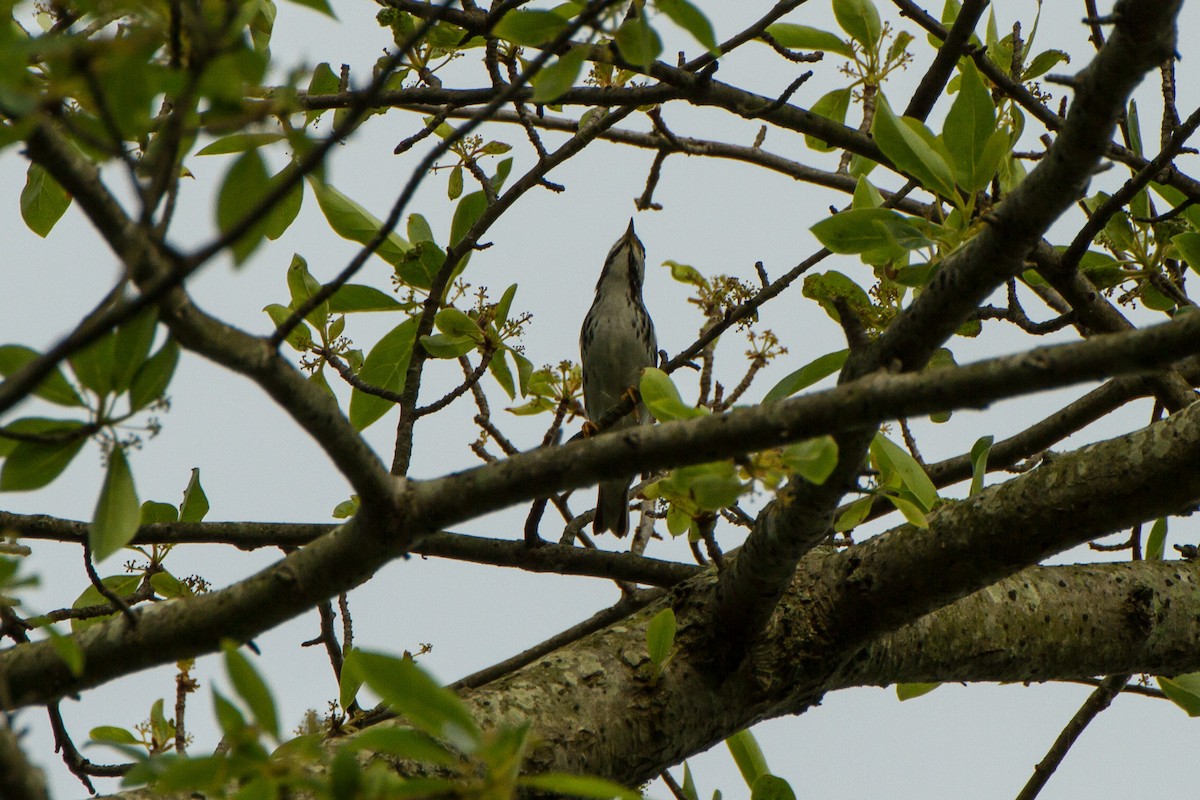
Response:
[579, 220, 658, 537]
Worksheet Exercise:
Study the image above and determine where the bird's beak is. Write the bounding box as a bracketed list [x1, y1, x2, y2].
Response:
[625, 218, 636, 238]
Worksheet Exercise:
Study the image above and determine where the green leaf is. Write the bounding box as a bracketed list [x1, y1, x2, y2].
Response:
[804, 88, 853, 151]
[353, 651, 481, 752]
[327, 284, 403, 313]
[421, 333, 477, 359]
[150, 571, 190, 599]
[682, 763, 700, 800]
[943, 60, 997, 193]
[969, 435, 993, 496]
[284, 0, 335, 19]
[616, 14, 663, 68]
[750, 774, 795, 800]
[1, 434, 88, 492]
[48, 627, 85, 676]
[492, 9, 568, 46]
[896, 682, 940, 700]
[518, 774, 640, 800]
[494, 284, 518, 328]
[1158, 674, 1200, 716]
[339, 647, 364, 710]
[1146, 517, 1167, 561]
[646, 607, 677, 667]
[833, 0, 881, 49]
[450, 190, 487, 249]
[1022, 48, 1069, 81]
[224, 642, 280, 740]
[129, 338, 180, 411]
[640, 368, 706, 421]
[782, 436, 839, 485]
[531, 45, 588, 103]
[489, 350, 516, 397]
[90, 725, 140, 745]
[1172, 232, 1200, 274]
[112, 310, 158, 393]
[213, 689, 249, 738]
[810, 208, 929, 254]
[20, 163, 71, 237]
[264, 168, 303, 240]
[69, 331, 117, 396]
[216, 149, 272, 265]
[656, 0, 717, 51]
[408, 214, 436, 244]
[764, 349, 848, 401]
[263, 304, 314, 352]
[834, 498, 872, 533]
[195, 132, 286, 156]
[69, 574, 141, 631]
[308, 178, 411, 267]
[871, 433, 938, 511]
[764, 23, 852, 57]
[884, 493, 928, 528]
[0, 345, 83, 406]
[435, 308, 483, 341]
[802, 271, 876, 326]
[287, 254, 328, 327]
[305, 63, 339, 127]
[871, 97, 958, 200]
[140, 500, 178, 524]
[448, 165, 463, 200]
[349, 318, 418, 430]
[90, 447, 140, 562]
[726, 729, 769, 787]
[346, 727, 460, 767]
[179, 468, 209, 523]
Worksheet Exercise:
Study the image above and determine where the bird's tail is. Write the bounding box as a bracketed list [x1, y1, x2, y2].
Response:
[594, 478, 632, 537]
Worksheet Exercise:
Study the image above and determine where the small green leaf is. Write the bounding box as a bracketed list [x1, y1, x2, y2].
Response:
[263, 304, 314, 352]
[1, 435, 88, 492]
[969, 435, 993, 496]
[48, 627, 85, 676]
[287, 254, 327, 326]
[0, 345, 83, 406]
[726, 729, 769, 788]
[884, 493, 929, 528]
[1159, 674, 1200, 716]
[447, 165, 463, 200]
[353, 651, 481, 753]
[349, 318, 418, 430]
[492, 9, 568, 46]
[216, 149, 272, 264]
[531, 45, 588, 103]
[804, 88, 853, 151]
[896, 682, 940, 700]
[450, 191, 488, 249]
[150, 571, 190, 599]
[304, 63, 339, 127]
[327, 284, 402, 313]
[783, 436, 839, 485]
[1146, 517, 1167, 561]
[764, 23, 852, 57]
[518, 773, 640, 800]
[179, 468, 209, 523]
[656, 0, 717, 51]
[764, 349, 848, 401]
[944, 60, 997, 193]
[90, 725, 140, 745]
[662, 260, 706, 286]
[112, 311, 159, 393]
[224, 642, 280, 740]
[284, 0, 335, 20]
[810, 208, 930, 254]
[69, 331, 117, 396]
[489, 351, 516, 397]
[640, 368, 706, 422]
[420, 333, 477, 359]
[339, 647, 364, 711]
[140, 500, 178, 524]
[682, 763, 700, 800]
[308, 178, 411, 267]
[646, 607, 677, 667]
[129, 338, 180, 411]
[872, 433, 938, 511]
[346, 726, 460, 767]
[195, 133, 286, 156]
[494, 283, 518, 328]
[1022, 48, 1069, 81]
[834, 495, 873, 532]
[750, 774, 795, 800]
[69, 574, 141, 631]
[435, 308, 483, 341]
[20, 163, 72, 237]
[264, 168, 303, 240]
[616, 14, 663, 68]
[1172, 232, 1200, 274]
[212, 689, 249, 738]
[90, 447, 140, 562]
[872, 97, 958, 200]
[833, 0, 881, 49]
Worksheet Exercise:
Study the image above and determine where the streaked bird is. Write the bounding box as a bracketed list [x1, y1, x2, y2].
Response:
[579, 220, 658, 536]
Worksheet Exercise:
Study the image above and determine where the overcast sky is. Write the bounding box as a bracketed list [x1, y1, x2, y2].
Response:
[5, 1, 1200, 798]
